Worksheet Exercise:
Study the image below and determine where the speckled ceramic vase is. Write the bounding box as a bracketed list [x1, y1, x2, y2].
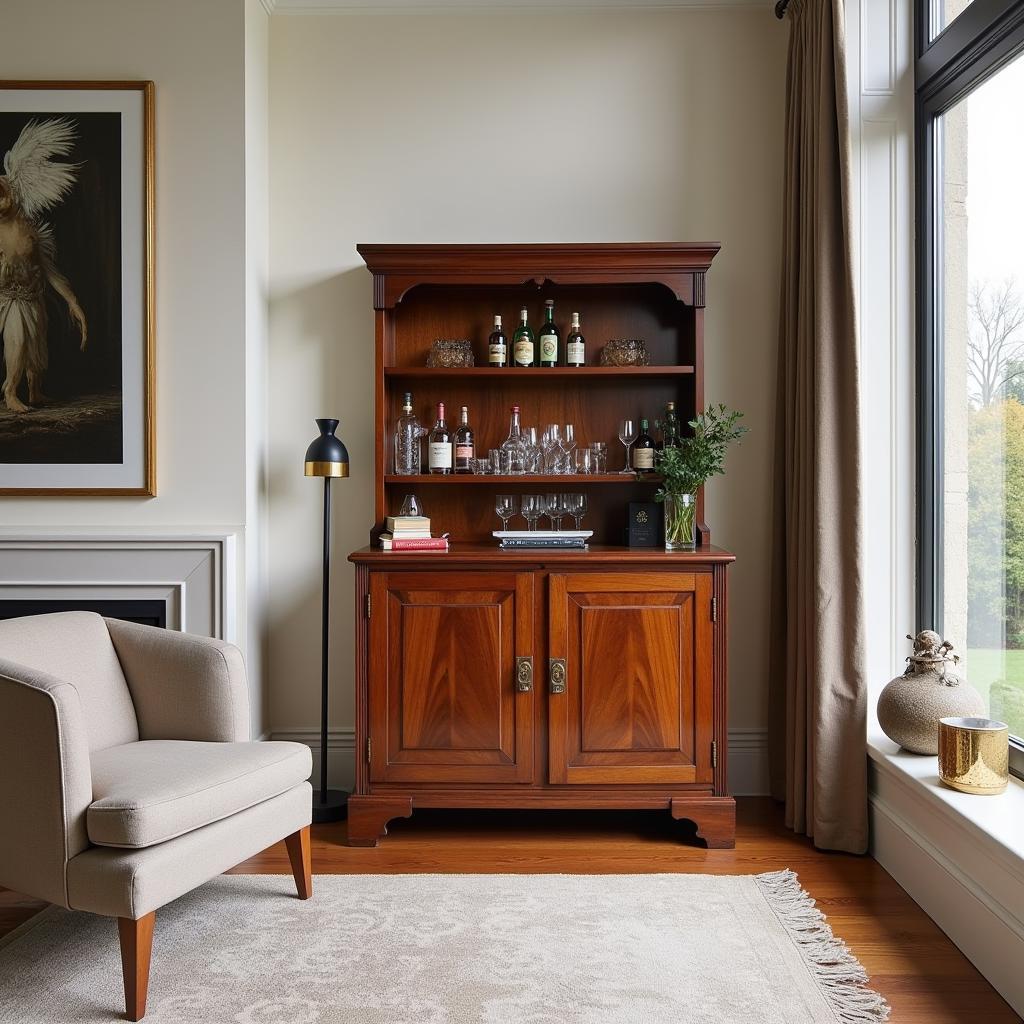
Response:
[877, 630, 986, 755]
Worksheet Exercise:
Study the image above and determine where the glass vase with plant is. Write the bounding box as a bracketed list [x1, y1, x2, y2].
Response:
[655, 404, 747, 550]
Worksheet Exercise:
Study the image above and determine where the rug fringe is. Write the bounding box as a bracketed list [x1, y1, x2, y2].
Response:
[755, 869, 891, 1023]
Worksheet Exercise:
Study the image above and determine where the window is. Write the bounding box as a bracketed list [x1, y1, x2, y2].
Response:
[918, 0, 1024, 776]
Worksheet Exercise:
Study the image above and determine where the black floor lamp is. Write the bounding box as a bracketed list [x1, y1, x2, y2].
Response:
[304, 417, 350, 823]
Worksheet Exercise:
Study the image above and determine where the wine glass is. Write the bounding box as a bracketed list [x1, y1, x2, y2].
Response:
[521, 494, 541, 531]
[523, 426, 541, 474]
[542, 425, 561, 474]
[557, 493, 574, 529]
[558, 424, 576, 474]
[568, 492, 588, 529]
[546, 493, 565, 531]
[495, 494, 518, 532]
[542, 493, 559, 530]
[618, 419, 638, 474]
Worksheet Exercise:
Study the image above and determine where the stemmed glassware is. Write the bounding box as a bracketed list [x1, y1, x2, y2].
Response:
[520, 494, 542, 531]
[495, 494, 518, 531]
[618, 419, 638, 474]
[522, 426, 541, 474]
[545, 493, 567, 531]
[567, 492, 588, 529]
[560, 424, 576, 471]
[541, 493, 557, 530]
[542, 425, 562, 474]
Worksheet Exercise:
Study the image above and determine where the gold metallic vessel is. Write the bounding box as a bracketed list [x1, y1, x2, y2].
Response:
[938, 717, 1010, 795]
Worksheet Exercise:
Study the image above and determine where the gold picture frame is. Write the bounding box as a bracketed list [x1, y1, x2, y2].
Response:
[0, 80, 154, 496]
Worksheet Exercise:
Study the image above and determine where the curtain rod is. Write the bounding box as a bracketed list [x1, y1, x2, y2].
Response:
[775, 0, 789, 17]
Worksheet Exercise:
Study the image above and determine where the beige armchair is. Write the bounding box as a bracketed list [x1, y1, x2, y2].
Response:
[0, 611, 314, 1021]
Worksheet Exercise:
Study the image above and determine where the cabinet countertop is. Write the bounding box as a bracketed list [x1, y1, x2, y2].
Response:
[348, 543, 736, 565]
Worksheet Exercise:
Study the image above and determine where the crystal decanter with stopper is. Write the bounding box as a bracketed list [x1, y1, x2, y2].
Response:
[392, 392, 426, 475]
[500, 404, 528, 475]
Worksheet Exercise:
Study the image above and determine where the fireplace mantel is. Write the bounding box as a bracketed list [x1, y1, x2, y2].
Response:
[0, 532, 236, 641]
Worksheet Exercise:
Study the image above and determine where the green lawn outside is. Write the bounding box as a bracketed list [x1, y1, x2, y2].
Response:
[964, 648, 1024, 738]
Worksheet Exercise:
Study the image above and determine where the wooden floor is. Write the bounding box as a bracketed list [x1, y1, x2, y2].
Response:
[1, 798, 1018, 1022]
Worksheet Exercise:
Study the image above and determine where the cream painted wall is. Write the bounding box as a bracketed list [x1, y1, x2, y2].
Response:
[268, 9, 788, 743]
[246, 0, 271, 730]
[0, 0, 268, 733]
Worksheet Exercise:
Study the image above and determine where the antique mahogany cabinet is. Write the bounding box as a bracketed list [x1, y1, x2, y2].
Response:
[347, 244, 736, 848]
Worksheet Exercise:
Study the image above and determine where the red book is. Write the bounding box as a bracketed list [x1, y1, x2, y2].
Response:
[387, 537, 449, 551]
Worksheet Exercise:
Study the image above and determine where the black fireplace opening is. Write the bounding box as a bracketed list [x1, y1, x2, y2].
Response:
[0, 600, 167, 629]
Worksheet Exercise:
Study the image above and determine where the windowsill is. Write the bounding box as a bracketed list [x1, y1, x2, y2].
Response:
[867, 730, 1024, 874]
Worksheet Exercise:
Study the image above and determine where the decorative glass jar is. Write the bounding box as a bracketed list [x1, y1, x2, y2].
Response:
[663, 493, 696, 551]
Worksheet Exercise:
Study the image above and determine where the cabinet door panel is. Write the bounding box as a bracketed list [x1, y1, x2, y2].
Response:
[370, 571, 534, 784]
[549, 572, 712, 785]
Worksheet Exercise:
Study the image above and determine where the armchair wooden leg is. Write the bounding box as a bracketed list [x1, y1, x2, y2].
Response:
[117, 911, 155, 1022]
[284, 825, 312, 899]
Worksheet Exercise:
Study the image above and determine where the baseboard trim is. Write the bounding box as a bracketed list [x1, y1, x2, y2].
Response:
[869, 761, 1024, 1016]
[269, 727, 769, 796]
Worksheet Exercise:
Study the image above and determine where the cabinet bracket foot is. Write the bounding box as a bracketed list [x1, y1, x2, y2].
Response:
[670, 796, 736, 849]
[346, 795, 413, 847]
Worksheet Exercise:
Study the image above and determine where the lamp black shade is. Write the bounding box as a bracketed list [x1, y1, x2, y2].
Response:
[304, 418, 350, 478]
[304, 417, 349, 823]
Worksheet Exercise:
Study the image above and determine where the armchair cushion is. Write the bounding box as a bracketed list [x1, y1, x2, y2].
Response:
[87, 740, 312, 849]
[0, 611, 138, 752]
[105, 618, 250, 743]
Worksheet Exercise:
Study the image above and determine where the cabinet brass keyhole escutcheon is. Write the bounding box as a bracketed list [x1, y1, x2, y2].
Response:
[515, 656, 533, 692]
[549, 658, 566, 694]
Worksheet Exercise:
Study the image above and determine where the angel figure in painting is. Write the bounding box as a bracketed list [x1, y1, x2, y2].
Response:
[0, 117, 88, 413]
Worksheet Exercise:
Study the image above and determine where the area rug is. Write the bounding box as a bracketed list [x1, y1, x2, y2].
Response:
[0, 870, 889, 1023]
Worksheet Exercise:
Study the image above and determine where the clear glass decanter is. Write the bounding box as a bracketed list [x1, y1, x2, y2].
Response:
[393, 392, 426, 475]
[500, 404, 528, 476]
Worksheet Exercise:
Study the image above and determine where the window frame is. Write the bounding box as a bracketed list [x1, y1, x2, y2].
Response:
[916, 0, 1024, 779]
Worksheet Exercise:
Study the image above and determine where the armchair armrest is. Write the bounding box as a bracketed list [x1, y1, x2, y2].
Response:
[105, 619, 250, 742]
[0, 661, 92, 909]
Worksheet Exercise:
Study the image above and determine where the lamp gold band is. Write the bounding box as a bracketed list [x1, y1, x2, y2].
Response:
[304, 461, 349, 478]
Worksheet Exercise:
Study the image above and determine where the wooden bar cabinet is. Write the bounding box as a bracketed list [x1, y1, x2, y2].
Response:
[348, 244, 736, 848]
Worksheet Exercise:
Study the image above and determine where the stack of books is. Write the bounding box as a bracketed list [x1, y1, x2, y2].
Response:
[493, 530, 591, 550]
[379, 515, 449, 552]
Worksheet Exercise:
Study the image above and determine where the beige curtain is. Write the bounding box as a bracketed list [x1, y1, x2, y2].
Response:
[768, 0, 867, 854]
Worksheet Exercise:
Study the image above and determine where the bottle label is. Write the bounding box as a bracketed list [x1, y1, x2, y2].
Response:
[489, 342, 506, 363]
[455, 444, 474, 461]
[633, 447, 655, 469]
[567, 340, 585, 364]
[540, 335, 558, 362]
[514, 339, 534, 365]
[429, 443, 452, 468]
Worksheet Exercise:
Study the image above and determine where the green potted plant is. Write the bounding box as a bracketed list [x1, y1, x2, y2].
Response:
[654, 404, 747, 550]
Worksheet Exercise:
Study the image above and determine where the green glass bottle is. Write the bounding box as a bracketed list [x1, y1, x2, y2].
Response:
[512, 307, 535, 368]
[633, 418, 656, 473]
[538, 299, 560, 367]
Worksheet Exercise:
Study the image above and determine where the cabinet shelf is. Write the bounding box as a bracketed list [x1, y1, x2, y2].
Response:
[384, 473, 662, 485]
[383, 366, 694, 380]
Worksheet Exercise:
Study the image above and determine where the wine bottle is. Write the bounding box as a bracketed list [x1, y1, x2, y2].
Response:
[512, 308, 535, 368]
[538, 299, 560, 367]
[427, 402, 452, 475]
[566, 312, 585, 367]
[662, 401, 680, 449]
[454, 405, 475, 473]
[488, 315, 507, 368]
[633, 418, 656, 472]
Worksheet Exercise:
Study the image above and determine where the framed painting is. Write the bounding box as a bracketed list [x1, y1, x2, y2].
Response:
[0, 81, 154, 495]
